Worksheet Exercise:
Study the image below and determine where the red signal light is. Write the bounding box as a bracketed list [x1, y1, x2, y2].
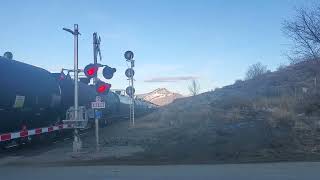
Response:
[97, 84, 107, 93]
[86, 67, 97, 76]
[96, 81, 111, 94]
[84, 64, 98, 78]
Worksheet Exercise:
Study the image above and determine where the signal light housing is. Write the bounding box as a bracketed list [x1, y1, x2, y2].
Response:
[84, 63, 98, 78]
[96, 81, 111, 94]
[102, 65, 116, 79]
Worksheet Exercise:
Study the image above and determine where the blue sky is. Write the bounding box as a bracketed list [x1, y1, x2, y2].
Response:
[0, 0, 311, 95]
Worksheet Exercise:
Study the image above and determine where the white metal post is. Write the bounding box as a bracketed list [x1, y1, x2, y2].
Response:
[73, 24, 81, 152]
[74, 24, 79, 122]
[63, 24, 82, 153]
[93, 32, 100, 151]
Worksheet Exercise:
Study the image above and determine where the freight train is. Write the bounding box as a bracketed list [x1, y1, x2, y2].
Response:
[0, 56, 156, 147]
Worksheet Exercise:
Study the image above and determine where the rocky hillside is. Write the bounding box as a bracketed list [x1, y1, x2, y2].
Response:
[213, 60, 320, 101]
[126, 60, 320, 163]
[138, 88, 183, 106]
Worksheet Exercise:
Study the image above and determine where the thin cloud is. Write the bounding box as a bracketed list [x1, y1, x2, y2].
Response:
[144, 76, 198, 83]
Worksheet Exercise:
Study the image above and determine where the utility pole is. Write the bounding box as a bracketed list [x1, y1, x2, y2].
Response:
[74, 24, 79, 124]
[63, 24, 81, 153]
[93, 32, 101, 151]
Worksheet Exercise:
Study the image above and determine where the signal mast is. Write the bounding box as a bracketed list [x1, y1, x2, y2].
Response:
[83, 32, 116, 151]
[62, 25, 116, 152]
[124, 51, 135, 126]
[62, 24, 82, 153]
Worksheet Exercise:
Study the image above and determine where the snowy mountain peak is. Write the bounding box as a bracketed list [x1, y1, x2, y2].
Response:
[138, 88, 183, 106]
[151, 88, 171, 95]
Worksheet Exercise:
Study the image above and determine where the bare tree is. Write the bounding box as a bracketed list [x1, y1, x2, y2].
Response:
[245, 62, 268, 80]
[283, 5, 320, 63]
[277, 63, 287, 71]
[188, 79, 200, 96]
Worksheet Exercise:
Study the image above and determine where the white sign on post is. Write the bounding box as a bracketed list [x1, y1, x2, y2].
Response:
[91, 96, 105, 109]
[91, 102, 105, 109]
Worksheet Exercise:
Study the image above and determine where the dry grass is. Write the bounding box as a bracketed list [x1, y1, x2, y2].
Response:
[252, 96, 296, 110]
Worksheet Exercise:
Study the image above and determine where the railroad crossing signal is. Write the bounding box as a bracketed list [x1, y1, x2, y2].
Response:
[84, 63, 116, 80]
[96, 81, 111, 94]
[84, 63, 98, 78]
[83, 62, 115, 97]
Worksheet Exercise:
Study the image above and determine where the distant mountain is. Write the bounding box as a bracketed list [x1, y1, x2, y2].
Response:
[138, 88, 183, 106]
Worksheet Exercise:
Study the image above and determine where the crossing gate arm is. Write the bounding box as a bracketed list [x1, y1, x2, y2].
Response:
[0, 124, 73, 142]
